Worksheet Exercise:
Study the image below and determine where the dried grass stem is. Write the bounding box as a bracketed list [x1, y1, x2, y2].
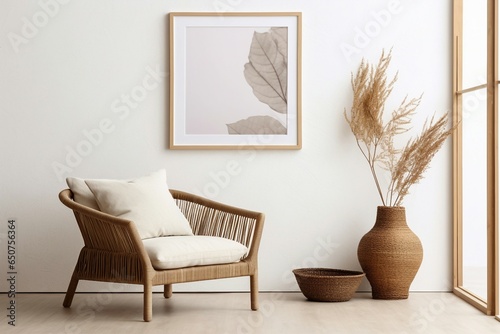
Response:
[344, 50, 454, 206]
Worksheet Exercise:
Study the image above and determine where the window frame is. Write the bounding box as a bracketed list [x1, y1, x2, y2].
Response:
[452, 0, 499, 316]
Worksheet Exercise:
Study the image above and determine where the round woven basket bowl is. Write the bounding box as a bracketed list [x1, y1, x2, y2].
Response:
[293, 268, 365, 302]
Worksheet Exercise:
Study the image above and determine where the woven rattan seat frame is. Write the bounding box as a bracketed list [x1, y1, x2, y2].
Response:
[59, 189, 264, 322]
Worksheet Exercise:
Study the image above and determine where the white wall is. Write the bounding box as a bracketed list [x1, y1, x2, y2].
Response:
[0, 0, 453, 293]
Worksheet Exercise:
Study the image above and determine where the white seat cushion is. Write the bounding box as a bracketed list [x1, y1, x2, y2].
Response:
[142, 236, 248, 270]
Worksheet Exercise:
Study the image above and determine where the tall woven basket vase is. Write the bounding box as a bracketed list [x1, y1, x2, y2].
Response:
[357, 206, 423, 299]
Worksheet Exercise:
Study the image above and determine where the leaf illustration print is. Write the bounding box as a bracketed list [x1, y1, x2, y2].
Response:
[243, 27, 288, 114]
[227, 116, 287, 134]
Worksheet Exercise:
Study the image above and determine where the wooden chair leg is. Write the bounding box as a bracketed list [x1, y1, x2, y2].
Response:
[144, 283, 152, 322]
[63, 274, 79, 308]
[250, 274, 259, 311]
[164, 284, 173, 298]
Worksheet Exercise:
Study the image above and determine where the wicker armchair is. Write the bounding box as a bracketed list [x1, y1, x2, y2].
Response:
[59, 188, 264, 322]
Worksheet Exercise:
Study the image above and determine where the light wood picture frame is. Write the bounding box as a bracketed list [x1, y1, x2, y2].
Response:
[169, 12, 302, 150]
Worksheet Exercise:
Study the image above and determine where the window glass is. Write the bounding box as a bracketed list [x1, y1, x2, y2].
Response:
[462, 0, 487, 89]
[461, 88, 488, 301]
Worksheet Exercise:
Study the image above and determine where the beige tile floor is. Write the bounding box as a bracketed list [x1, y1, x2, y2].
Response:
[1, 292, 499, 334]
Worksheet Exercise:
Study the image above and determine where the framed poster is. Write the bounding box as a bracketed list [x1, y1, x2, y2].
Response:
[169, 12, 302, 149]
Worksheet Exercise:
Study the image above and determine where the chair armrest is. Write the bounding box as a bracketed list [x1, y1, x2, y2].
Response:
[170, 189, 265, 261]
[59, 189, 146, 255]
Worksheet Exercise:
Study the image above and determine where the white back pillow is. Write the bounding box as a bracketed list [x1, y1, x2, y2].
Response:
[68, 169, 193, 239]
